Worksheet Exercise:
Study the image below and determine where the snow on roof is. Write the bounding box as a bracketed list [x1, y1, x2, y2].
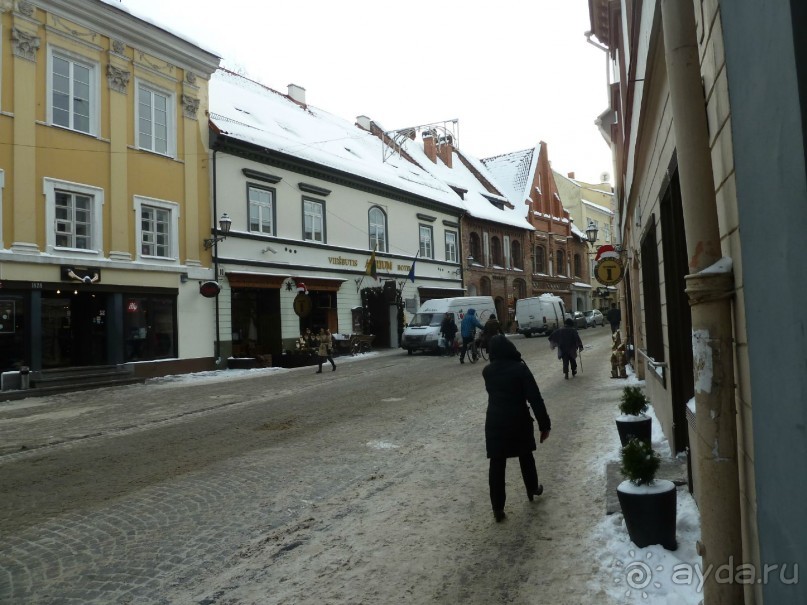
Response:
[570, 222, 588, 240]
[481, 148, 537, 205]
[209, 70, 463, 210]
[582, 199, 614, 215]
[392, 137, 534, 230]
[105, 0, 222, 56]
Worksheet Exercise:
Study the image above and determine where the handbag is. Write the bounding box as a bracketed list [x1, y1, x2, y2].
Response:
[438, 336, 446, 348]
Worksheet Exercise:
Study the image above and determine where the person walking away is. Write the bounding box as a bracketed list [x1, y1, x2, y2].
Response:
[481, 313, 504, 353]
[316, 328, 336, 373]
[459, 308, 484, 364]
[606, 303, 621, 334]
[548, 318, 584, 379]
[440, 313, 458, 356]
[482, 335, 551, 522]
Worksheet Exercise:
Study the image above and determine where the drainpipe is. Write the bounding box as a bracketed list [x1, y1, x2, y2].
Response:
[212, 149, 222, 368]
[660, 2, 743, 604]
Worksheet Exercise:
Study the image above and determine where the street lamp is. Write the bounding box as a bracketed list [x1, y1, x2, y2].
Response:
[204, 213, 233, 250]
[585, 221, 599, 246]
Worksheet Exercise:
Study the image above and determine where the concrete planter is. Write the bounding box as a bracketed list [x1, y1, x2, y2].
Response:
[617, 479, 677, 550]
[615, 414, 652, 446]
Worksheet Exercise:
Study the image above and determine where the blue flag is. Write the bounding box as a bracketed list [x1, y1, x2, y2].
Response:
[406, 253, 418, 282]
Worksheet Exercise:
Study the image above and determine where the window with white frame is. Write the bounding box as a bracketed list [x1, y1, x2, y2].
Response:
[303, 198, 325, 242]
[136, 80, 174, 156]
[445, 231, 458, 262]
[419, 224, 433, 258]
[249, 185, 275, 235]
[134, 196, 179, 261]
[369, 206, 387, 252]
[44, 178, 104, 255]
[48, 48, 98, 135]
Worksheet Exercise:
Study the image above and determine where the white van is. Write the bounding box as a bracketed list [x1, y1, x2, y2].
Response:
[515, 294, 567, 337]
[401, 296, 496, 354]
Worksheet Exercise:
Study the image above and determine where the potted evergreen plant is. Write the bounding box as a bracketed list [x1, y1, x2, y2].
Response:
[617, 437, 677, 550]
[615, 385, 652, 446]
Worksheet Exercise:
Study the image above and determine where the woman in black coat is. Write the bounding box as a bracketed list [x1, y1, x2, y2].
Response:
[482, 335, 551, 522]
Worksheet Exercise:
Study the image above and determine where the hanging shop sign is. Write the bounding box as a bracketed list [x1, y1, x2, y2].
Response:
[595, 257, 625, 286]
[61, 265, 101, 284]
[199, 281, 221, 298]
[293, 292, 312, 318]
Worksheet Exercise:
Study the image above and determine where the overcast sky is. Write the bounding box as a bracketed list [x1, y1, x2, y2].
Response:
[121, 0, 613, 184]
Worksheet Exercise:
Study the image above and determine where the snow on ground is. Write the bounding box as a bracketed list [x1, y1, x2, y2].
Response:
[142, 354, 704, 603]
[591, 368, 703, 604]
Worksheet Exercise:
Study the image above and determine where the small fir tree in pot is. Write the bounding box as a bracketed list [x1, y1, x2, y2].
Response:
[615, 385, 652, 446]
[620, 437, 660, 485]
[619, 385, 649, 416]
[617, 438, 677, 550]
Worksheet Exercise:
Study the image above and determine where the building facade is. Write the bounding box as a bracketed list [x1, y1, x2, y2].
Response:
[484, 142, 590, 312]
[0, 0, 220, 382]
[589, 0, 807, 602]
[207, 70, 466, 364]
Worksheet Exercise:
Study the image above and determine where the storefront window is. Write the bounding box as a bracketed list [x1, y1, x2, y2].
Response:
[123, 296, 176, 361]
[0, 292, 28, 371]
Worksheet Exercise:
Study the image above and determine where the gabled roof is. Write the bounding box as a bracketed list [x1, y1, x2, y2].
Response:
[208, 69, 463, 210]
[390, 136, 534, 230]
[480, 148, 538, 205]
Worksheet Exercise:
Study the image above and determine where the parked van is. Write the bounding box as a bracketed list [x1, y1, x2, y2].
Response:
[401, 296, 496, 354]
[515, 294, 567, 337]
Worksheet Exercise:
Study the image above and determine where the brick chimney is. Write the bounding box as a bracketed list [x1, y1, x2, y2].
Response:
[287, 83, 306, 106]
[422, 129, 437, 163]
[356, 115, 372, 131]
[437, 135, 453, 168]
[567, 171, 575, 179]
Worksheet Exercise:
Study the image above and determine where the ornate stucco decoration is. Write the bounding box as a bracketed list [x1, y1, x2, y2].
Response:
[51, 14, 99, 44]
[107, 65, 131, 94]
[17, 1, 34, 17]
[137, 51, 175, 75]
[182, 94, 200, 119]
[11, 26, 39, 61]
[112, 39, 126, 55]
[185, 72, 197, 85]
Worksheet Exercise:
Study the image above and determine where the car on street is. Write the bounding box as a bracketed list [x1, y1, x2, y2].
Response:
[566, 310, 588, 329]
[584, 309, 605, 328]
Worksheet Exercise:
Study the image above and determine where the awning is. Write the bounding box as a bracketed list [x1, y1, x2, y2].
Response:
[290, 275, 347, 292]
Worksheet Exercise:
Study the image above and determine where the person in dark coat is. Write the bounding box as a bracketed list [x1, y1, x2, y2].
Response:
[549, 318, 584, 379]
[481, 313, 504, 351]
[439, 313, 458, 356]
[482, 335, 551, 522]
[606, 303, 621, 334]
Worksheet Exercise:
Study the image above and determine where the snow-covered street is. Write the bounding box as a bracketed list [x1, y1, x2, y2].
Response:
[0, 329, 702, 604]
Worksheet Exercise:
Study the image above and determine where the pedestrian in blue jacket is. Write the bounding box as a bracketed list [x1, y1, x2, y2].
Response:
[459, 308, 484, 364]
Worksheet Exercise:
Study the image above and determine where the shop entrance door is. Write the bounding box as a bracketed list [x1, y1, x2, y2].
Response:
[42, 292, 108, 368]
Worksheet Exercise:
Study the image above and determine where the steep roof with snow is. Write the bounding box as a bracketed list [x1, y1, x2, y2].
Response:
[481, 148, 538, 205]
[208, 70, 463, 210]
[390, 137, 534, 230]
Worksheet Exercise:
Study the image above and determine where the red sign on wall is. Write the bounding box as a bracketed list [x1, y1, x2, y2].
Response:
[126, 301, 139, 313]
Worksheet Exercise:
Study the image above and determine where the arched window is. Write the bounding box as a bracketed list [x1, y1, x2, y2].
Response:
[491, 236, 503, 267]
[368, 206, 387, 252]
[574, 253, 582, 277]
[534, 246, 545, 274]
[469, 232, 482, 264]
[480, 276, 492, 295]
[513, 278, 527, 300]
[511, 240, 522, 270]
[556, 250, 565, 276]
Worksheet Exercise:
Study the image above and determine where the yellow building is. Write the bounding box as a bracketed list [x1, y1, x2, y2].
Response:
[0, 0, 220, 383]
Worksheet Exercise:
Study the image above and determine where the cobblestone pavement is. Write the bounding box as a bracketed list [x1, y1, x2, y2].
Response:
[0, 328, 624, 604]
